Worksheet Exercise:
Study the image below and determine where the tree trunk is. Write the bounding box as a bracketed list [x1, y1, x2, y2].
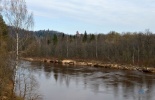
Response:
[16, 32, 19, 68]
[95, 35, 98, 58]
[66, 35, 69, 58]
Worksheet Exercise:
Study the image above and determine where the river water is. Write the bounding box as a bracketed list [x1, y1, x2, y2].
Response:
[18, 60, 155, 100]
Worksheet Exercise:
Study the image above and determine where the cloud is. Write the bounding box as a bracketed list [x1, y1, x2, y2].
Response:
[26, 0, 155, 32]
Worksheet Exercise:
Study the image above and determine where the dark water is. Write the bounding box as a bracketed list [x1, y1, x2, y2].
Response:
[18, 61, 155, 100]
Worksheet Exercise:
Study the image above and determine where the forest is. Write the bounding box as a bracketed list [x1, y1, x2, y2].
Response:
[9, 28, 155, 67]
[0, 15, 14, 99]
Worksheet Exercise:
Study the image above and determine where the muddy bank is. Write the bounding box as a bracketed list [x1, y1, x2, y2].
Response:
[21, 57, 155, 73]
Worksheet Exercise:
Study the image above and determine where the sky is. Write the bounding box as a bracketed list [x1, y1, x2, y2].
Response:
[26, 0, 155, 34]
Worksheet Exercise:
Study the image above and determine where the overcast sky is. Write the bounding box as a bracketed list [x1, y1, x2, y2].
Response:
[26, 0, 155, 34]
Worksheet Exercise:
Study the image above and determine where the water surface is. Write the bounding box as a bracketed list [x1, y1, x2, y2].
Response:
[18, 61, 155, 100]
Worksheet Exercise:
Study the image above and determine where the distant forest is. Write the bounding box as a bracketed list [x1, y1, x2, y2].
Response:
[7, 27, 155, 67]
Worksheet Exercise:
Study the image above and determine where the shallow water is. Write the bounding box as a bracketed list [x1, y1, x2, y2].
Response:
[18, 61, 155, 100]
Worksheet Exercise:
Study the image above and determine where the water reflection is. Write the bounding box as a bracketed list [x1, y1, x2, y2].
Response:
[21, 61, 155, 100]
[17, 61, 42, 100]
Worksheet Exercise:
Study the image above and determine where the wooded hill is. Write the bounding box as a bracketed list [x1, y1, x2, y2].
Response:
[8, 28, 155, 67]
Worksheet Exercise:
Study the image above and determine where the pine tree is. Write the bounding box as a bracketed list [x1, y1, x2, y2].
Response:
[62, 33, 65, 39]
[83, 31, 87, 42]
[89, 34, 95, 42]
[0, 15, 10, 98]
[53, 34, 58, 45]
[0, 15, 7, 37]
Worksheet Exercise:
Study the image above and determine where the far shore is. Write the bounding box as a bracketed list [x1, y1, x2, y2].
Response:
[21, 57, 155, 73]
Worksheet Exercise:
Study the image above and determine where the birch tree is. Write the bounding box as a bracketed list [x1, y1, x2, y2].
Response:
[3, 0, 34, 66]
[2, 0, 34, 96]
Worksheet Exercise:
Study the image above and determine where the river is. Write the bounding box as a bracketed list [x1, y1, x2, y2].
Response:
[17, 60, 155, 100]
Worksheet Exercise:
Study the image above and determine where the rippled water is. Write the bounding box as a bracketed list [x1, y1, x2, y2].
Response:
[18, 60, 155, 100]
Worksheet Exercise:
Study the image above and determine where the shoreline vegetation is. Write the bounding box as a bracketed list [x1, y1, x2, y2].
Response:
[22, 57, 155, 73]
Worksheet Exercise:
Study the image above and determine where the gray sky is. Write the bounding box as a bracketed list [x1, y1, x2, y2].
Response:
[26, 0, 155, 34]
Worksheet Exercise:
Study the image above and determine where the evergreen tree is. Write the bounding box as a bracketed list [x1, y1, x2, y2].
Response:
[0, 15, 8, 50]
[0, 15, 7, 37]
[83, 31, 87, 42]
[47, 39, 51, 45]
[62, 33, 65, 39]
[0, 15, 12, 99]
[53, 34, 58, 45]
[89, 34, 95, 42]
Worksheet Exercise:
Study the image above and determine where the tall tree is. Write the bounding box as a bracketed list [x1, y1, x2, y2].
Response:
[0, 14, 13, 99]
[3, 0, 34, 66]
[83, 31, 87, 42]
[2, 0, 34, 96]
[89, 34, 95, 42]
[0, 15, 7, 37]
[53, 34, 58, 45]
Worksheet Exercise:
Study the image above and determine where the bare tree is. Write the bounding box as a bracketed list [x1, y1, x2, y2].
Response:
[3, 0, 34, 66]
[95, 33, 98, 59]
[2, 0, 34, 95]
[66, 34, 69, 58]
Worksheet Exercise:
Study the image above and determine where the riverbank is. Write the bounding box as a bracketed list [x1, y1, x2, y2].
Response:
[0, 80, 23, 100]
[21, 57, 155, 73]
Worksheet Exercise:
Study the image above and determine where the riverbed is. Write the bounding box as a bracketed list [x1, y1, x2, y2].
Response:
[17, 60, 155, 100]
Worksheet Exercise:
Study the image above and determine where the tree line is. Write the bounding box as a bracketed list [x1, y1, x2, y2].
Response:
[19, 29, 155, 67]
